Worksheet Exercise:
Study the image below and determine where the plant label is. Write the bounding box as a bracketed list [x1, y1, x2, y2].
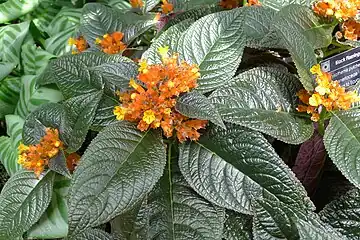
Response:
[320, 46, 360, 87]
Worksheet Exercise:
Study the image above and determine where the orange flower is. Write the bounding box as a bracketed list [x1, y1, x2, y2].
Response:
[130, 0, 144, 8]
[68, 36, 88, 54]
[312, 0, 359, 21]
[17, 128, 64, 177]
[342, 20, 360, 41]
[246, 0, 261, 6]
[114, 46, 208, 142]
[297, 64, 360, 122]
[219, 0, 240, 9]
[95, 32, 127, 54]
[161, 0, 173, 14]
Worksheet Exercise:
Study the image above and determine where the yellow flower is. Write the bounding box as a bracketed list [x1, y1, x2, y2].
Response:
[158, 46, 169, 57]
[95, 38, 102, 44]
[310, 64, 322, 75]
[315, 85, 330, 95]
[143, 110, 156, 124]
[129, 78, 140, 90]
[139, 60, 148, 73]
[309, 93, 323, 106]
[18, 143, 29, 153]
[113, 106, 127, 120]
[164, 108, 171, 115]
[103, 33, 109, 39]
[68, 37, 76, 46]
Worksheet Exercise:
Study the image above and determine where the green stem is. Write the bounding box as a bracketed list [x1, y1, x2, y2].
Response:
[243, 0, 247, 6]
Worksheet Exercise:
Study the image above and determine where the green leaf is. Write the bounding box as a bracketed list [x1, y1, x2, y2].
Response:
[15, 75, 64, 119]
[68, 122, 166, 236]
[0, 0, 40, 23]
[143, 0, 160, 12]
[46, 7, 82, 37]
[22, 103, 65, 145]
[91, 95, 118, 131]
[175, 91, 225, 128]
[45, 27, 77, 56]
[90, 61, 138, 90]
[150, 7, 275, 93]
[71, 228, 115, 240]
[266, 5, 317, 91]
[41, 52, 127, 98]
[296, 217, 348, 240]
[62, 91, 103, 152]
[179, 124, 313, 215]
[324, 110, 360, 188]
[209, 66, 313, 144]
[259, 0, 313, 11]
[143, 19, 193, 64]
[0, 170, 55, 239]
[21, 43, 56, 75]
[107, 0, 131, 11]
[27, 175, 70, 239]
[0, 137, 17, 176]
[0, 21, 30, 64]
[319, 188, 360, 239]
[159, 5, 220, 33]
[48, 150, 71, 178]
[0, 62, 16, 81]
[80, 3, 124, 46]
[0, 76, 21, 118]
[171, 0, 219, 11]
[115, 169, 226, 240]
[223, 210, 253, 240]
[30, 0, 62, 32]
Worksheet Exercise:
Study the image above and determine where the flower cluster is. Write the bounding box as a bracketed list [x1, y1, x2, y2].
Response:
[219, 0, 261, 9]
[95, 32, 127, 54]
[130, 0, 173, 14]
[68, 36, 88, 54]
[312, 0, 360, 40]
[113, 46, 208, 142]
[297, 64, 360, 121]
[17, 128, 63, 177]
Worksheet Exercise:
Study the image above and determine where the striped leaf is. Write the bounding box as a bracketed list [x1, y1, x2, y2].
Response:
[0, 115, 24, 175]
[15, 75, 64, 119]
[0, 21, 30, 64]
[0, 76, 21, 118]
[30, 0, 61, 31]
[27, 175, 70, 239]
[0, 62, 16, 81]
[45, 27, 76, 56]
[0, 0, 40, 24]
[46, 7, 81, 37]
[21, 44, 56, 75]
[107, 0, 131, 11]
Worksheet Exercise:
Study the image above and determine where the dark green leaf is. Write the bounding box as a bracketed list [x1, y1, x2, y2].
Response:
[0, 170, 55, 239]
[68, 122, 166, 236]
[223, 210, 253, 240]
[175, 91, 225, 128]
[48, 151, 71, 179]
[259, 0, 312, 11]
[23, 103, 65, 145]
[62, 91, 103, 152]
[70, 228, 115, 240]
[324, 110, 360, 188]
[320, 188, 360, 239]
[27, 175, 70, 239]
[0, 76, 21, 118]
[179, 124, 313, 215]
[209, 66, 313, 144]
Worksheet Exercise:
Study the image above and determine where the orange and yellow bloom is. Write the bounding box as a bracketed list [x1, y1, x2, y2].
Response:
[297, 64, 360, 122]
[18, 128, 63, 177]
[161, 0, 174, 14]
[68, 36, 88, 54]
[130, 0, 144, 8]
[219, 0, 260, 9]
[312, 0, 360, 41]
[95, 32, 127, 54]
[113, 46, 208, 142]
